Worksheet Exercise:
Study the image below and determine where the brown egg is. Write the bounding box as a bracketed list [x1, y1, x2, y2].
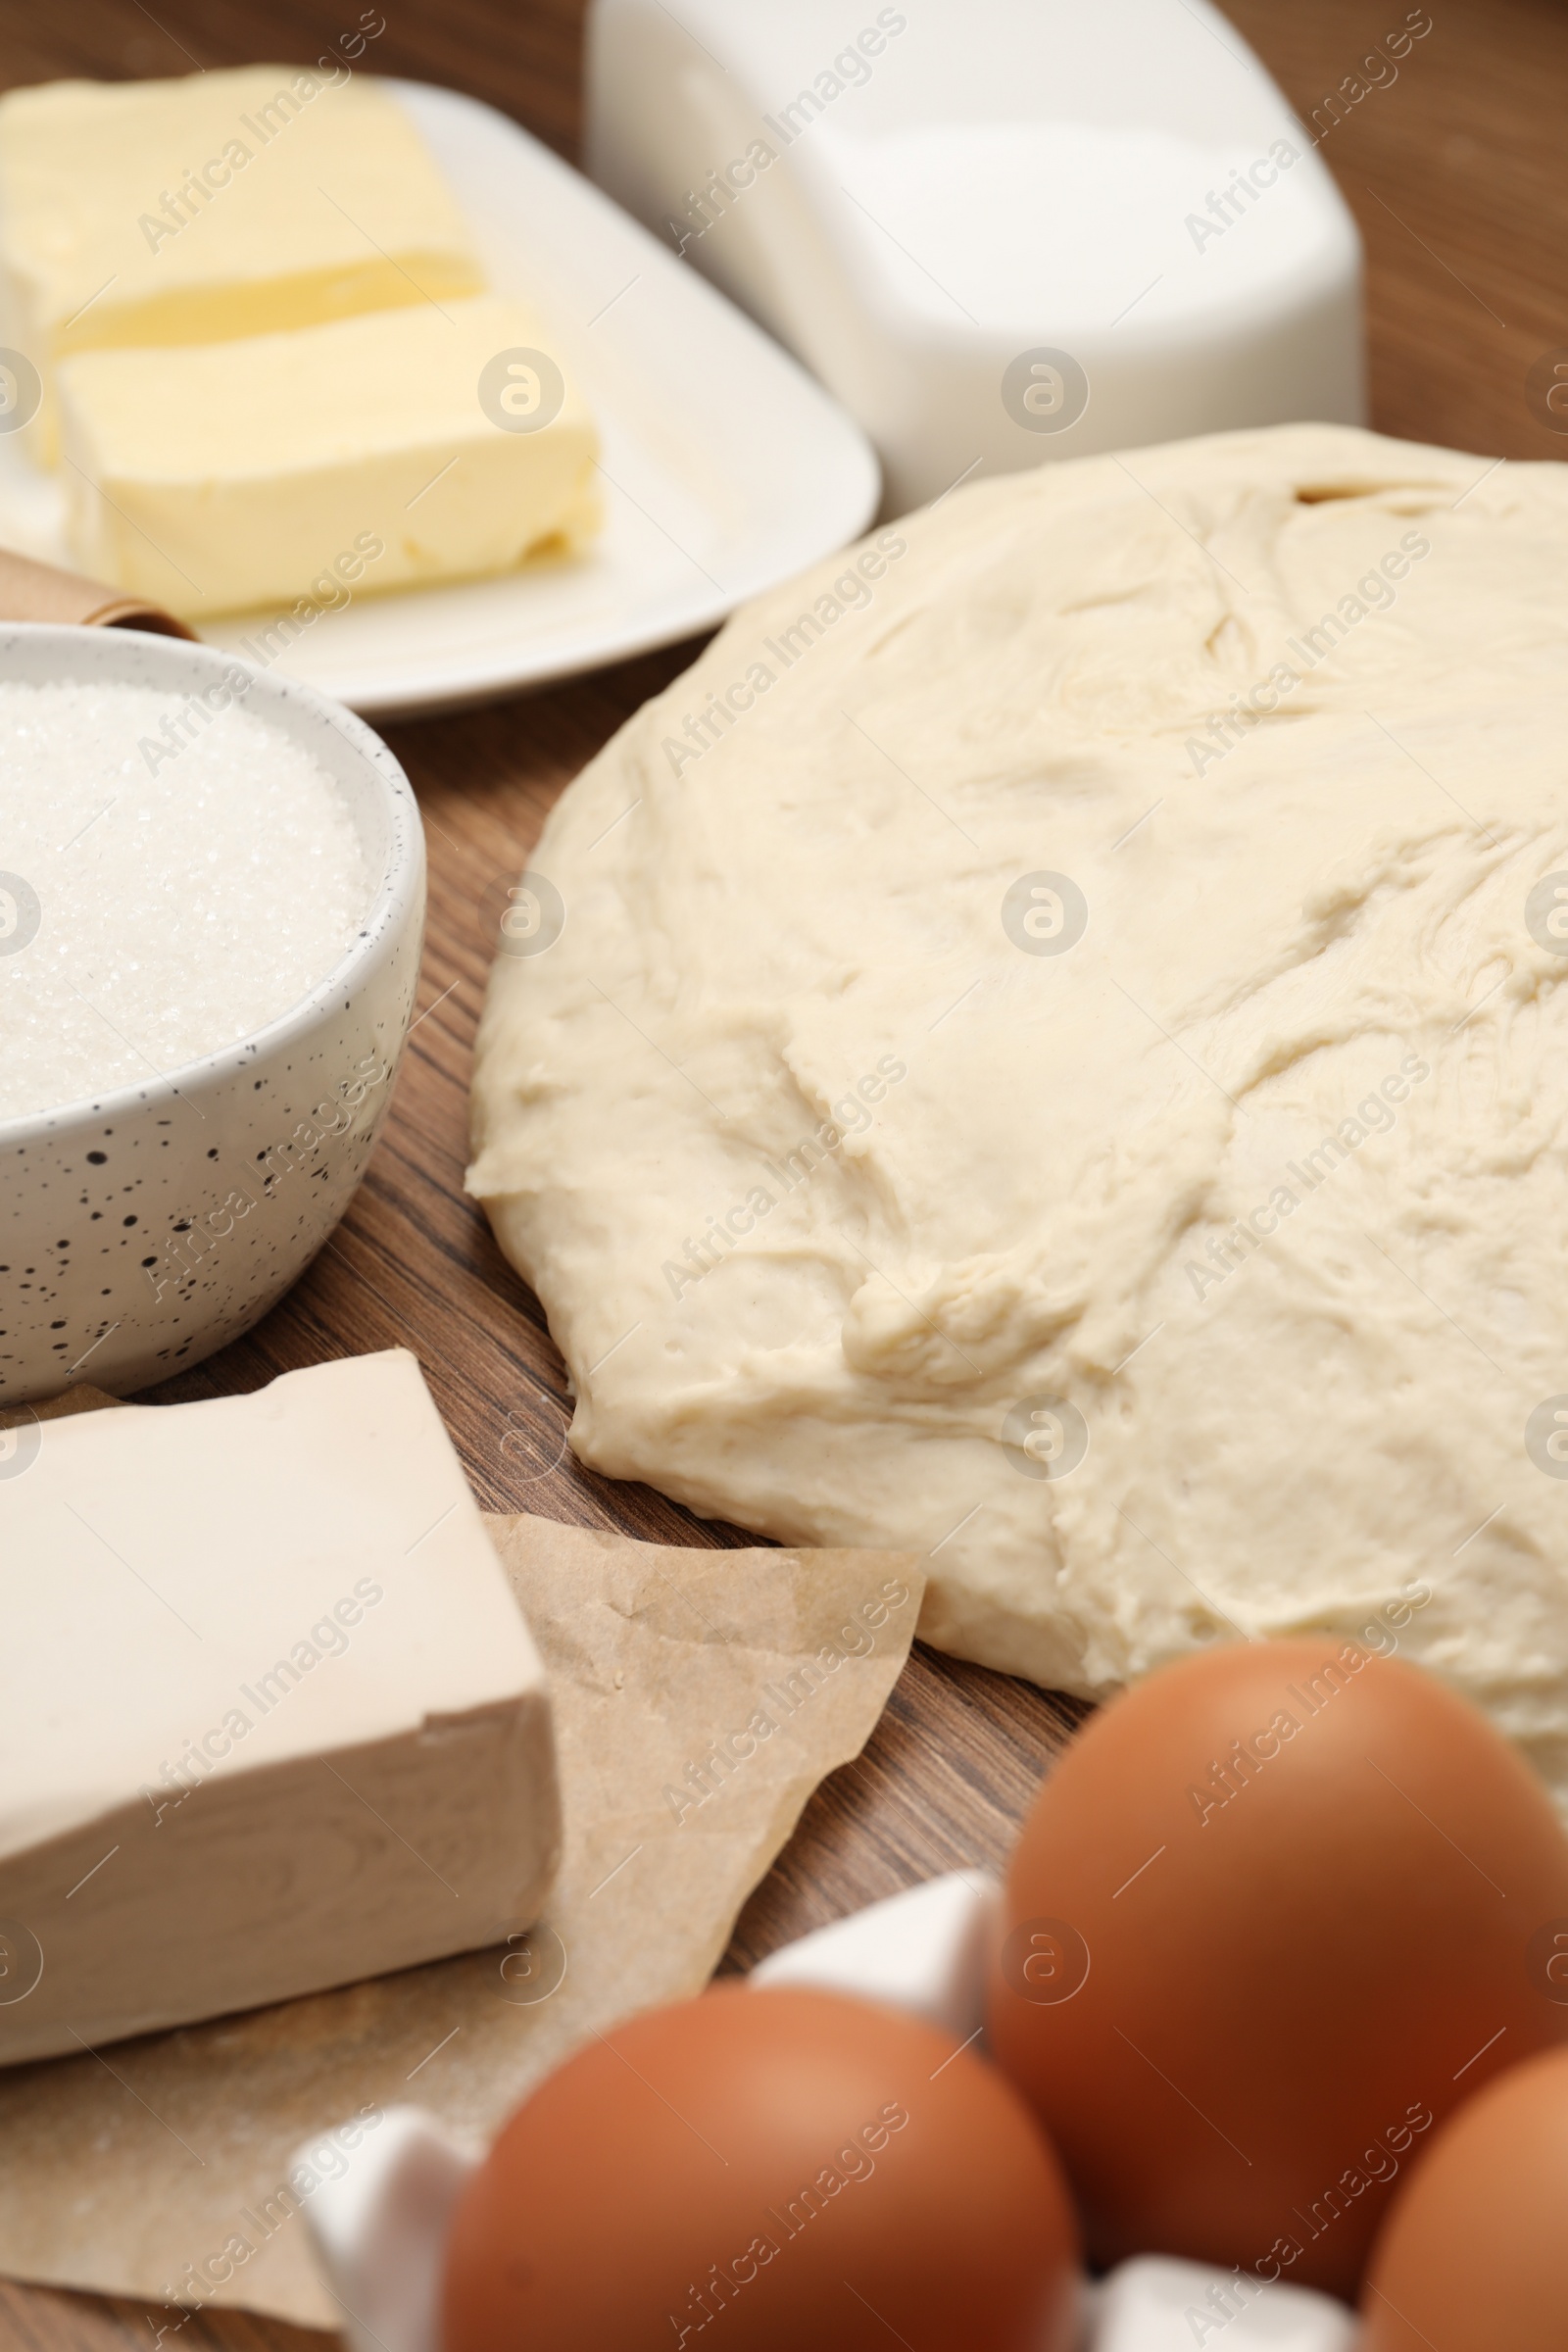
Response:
[986, 1639, 1568, 2300]
[442, 1983, 1081, 2352]
[1360, 2044, 1568, 2348]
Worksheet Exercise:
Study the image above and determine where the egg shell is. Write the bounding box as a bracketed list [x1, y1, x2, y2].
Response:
[1360, 2044, 1568, 2350]
[986, 1639, 1568, 2299]
[441, 1983, 1082, 2352]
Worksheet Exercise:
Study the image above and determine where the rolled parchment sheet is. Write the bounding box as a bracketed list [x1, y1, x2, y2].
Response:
[0, 543, 195, 638]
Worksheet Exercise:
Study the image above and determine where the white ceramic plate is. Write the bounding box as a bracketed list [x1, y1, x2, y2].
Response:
[0, 80, 880, 716]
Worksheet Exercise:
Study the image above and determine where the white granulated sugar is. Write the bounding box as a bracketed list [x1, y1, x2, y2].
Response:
[0, 677, 370, 1123]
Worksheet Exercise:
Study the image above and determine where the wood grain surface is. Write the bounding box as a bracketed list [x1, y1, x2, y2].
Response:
[1, 0, 1563, 2341]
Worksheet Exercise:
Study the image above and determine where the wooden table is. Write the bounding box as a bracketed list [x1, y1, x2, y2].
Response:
[2, 0, 1563, 2341]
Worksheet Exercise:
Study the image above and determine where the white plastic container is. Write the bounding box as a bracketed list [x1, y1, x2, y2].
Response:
[586, 0, 1364, 511]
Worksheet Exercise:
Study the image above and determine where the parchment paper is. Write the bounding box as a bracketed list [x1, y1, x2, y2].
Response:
[0, 543, 195, 636]
[0, 1470, 920, 2329]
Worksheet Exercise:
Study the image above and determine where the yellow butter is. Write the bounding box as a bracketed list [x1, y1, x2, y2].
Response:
[0, 65, 485, 435]
[58, 293, 601, 617]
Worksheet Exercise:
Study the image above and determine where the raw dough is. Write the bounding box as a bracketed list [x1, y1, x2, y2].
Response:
[469, 423, 1568, 1803]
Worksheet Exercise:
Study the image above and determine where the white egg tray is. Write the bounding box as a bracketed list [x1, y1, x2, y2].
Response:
[295, 1874, 1358, 2350]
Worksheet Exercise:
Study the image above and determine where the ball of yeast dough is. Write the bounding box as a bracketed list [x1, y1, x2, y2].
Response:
[469, 421, 1568, 1810]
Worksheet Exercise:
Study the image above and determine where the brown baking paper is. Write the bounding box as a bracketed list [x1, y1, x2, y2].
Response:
[0, 1489, 920, 2329]
[0, 543, 195, 637]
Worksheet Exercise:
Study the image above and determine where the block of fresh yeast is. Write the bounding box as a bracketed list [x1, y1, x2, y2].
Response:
[0, 67, 484, 395]
[0, 1351, 560, 2064]
[57, 292, 602, 615]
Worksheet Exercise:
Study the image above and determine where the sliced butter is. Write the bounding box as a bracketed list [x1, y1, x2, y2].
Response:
[57, 292, 601, 616]
[0, 1350, 560, 2064]
[0, 67, 484, 379]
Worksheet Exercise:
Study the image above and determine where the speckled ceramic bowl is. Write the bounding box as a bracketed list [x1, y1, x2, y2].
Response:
[0, 624, 424, 1407]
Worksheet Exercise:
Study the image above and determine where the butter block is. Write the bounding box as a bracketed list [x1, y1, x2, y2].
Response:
[0, 1350, 560, 2064]
[57, 292, 601, 615]
[0, 67, 485, 389]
